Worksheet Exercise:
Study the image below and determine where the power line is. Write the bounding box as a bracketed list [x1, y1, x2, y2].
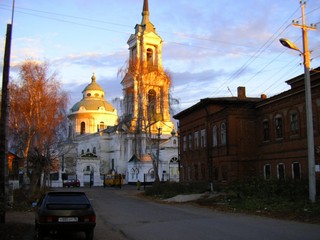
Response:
[0, 2, 319, 100]
[206, 4, 303, 98]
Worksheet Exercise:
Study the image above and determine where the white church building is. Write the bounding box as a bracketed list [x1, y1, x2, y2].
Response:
[59, 0, 179, 186]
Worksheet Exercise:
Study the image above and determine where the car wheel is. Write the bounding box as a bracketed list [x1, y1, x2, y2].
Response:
[35, 225, 45, 240]
[86, 230, 94, 240]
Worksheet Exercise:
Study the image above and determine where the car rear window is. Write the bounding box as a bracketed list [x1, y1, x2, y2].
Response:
[46, 192, 90, 210]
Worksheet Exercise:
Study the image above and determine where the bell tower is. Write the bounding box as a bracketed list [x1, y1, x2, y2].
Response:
[121, 0, 174, 135]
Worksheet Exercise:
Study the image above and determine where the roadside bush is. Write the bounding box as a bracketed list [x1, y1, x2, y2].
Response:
[8, 187, 50, 211]
[229, 178, 309, 201]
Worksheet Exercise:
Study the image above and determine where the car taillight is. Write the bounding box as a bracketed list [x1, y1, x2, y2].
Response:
[81, 215, 96, 222]
[39, 216, 56, 223]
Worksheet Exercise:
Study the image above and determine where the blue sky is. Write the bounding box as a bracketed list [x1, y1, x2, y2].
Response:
[1, 0, 320, 113]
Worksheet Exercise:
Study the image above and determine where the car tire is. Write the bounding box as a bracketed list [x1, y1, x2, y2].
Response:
[35, 225, 45, 240]
[86, 229, 94, 240]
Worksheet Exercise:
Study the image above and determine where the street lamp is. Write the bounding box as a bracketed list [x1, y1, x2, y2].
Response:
[156, 127, 161, 182]
[279, 37, 316, 203]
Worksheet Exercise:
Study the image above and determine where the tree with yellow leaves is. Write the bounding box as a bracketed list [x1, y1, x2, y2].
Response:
[9, 60, 69, 190]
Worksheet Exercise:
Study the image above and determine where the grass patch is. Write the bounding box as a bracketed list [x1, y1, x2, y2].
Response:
[197, 178, 320, 223]
[144, 179, 320, 223]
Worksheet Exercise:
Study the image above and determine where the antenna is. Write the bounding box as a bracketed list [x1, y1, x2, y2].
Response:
[227, 87, 234, 97]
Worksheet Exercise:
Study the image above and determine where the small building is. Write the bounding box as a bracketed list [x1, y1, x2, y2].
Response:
[174, 68, 320, 188]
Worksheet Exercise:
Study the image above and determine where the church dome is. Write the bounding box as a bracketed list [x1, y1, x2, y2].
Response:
[69, 73, 116, 113]
[70, 74, 115, 114]
[68, 73, 118, 136]
[82, 74, 104, 92]
[71, 99, 115, 112]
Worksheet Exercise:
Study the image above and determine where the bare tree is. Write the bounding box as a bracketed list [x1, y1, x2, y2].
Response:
[9, 60, 69, 190]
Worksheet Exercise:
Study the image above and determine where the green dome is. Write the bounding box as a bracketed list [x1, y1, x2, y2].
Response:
[82, 74, 104, 92]
[70, 73, 115, 113]
[71, 99, 115, 112]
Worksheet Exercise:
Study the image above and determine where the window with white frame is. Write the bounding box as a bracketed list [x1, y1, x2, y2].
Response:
[263, 119, 270, 141]
[264, 164, 271, 180]
[221, 122, 227, 145]
[290, 112, 299, 135]
[188, 133, 192, 150]
[275, 115, 283, 139]
[194, 131, 199, 149]
[292, 162, 301, 179]
[200, 129, 206, 148]
[277, 163, 285, 179]
[213, 125, 218, 146]
[183, 136, 187, 152]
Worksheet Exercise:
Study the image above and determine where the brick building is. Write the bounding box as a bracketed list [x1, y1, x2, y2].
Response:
[174, 68, 320, 187]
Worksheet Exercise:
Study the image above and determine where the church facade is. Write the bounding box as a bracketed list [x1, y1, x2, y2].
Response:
[58, 0, 179, 186]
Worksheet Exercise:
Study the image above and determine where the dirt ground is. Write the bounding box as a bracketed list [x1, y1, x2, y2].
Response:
[0, 210, 35, 240]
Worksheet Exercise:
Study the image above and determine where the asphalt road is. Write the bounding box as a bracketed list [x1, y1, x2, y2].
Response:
[5, 186, 320, 240]
[85, 186, 320, 240]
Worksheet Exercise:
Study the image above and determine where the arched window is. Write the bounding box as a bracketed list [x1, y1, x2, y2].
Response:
[264, 164, 271, 180]
[170, 157, 178, 163]
[277, 163, 285, 179]
[292, 162, 301, 179]
[290, 112, 299, 135]
[148, 89, 156, 118]
[169, 157, 179, 180]
[99, 121, 105, 131]
[213, 125, 218, 146]
[93, 147, 96, 154]
[275, 114, 283, 139]
[147, 48, 153, 67]
[81, 122, 85, 135]
[148, 169, 155, 179]
[263, 119, 270, 141]
[221, 123, 227, 145]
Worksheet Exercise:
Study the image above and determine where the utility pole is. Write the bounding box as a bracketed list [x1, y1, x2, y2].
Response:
[0, 0, 14, 223]
[292, 1, 317, 203]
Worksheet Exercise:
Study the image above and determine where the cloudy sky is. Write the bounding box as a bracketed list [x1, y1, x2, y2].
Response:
[1, 0, 320, 114]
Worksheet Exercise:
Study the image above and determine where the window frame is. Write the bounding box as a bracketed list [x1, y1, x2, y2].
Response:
[188, 133, 193, 150]
[275, 115, 283, 139]
[194, 131, 199, 149]
[289, 112, 299, 136]
[213, 125, 218, 147]
[221, 122, 227, 145]
[292, 162, 301, 180]
[182, 135, 187, 152]
[200, 129, 206, 148]
[262, 119, 270, 142]
[277, 163, 285, 180]
[264, 164, 271, 180]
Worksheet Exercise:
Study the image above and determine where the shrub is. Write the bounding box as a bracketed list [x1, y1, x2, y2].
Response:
[228, 178, 309, 201]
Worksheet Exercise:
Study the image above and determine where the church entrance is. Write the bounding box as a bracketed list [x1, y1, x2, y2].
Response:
[83, 165, 94, 187]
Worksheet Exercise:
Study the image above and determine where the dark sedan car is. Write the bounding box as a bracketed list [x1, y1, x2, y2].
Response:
[34, 191, 96, 240]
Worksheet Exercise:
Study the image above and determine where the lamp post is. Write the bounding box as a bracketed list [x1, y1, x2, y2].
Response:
[279, 34, 316, 201]
[156, 127, 161, 182]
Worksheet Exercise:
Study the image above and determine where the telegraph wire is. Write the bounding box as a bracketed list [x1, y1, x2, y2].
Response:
[0, 2, 319, 100]
[206, 4, 304, 98]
